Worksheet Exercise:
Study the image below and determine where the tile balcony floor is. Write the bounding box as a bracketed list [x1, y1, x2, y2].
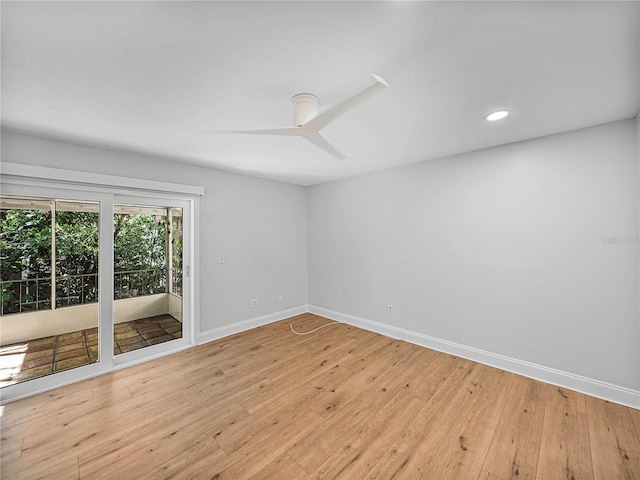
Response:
[0, 314, 182, 387]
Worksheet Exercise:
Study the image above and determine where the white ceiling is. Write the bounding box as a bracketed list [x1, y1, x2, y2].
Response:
[2, 1, 639, 186]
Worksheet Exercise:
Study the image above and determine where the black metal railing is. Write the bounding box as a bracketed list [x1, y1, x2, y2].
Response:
[1, 267, 179, 315]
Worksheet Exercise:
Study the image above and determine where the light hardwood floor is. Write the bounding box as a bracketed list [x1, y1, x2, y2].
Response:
[2, 313, 640, 479]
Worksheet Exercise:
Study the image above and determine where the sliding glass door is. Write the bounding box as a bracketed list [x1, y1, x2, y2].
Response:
[111, 197, 189, 363]
[0, 186, 192, 396]
[0, 196, 101, 385]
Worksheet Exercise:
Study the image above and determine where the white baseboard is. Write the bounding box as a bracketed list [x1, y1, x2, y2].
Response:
[196, 305, 309, 345]
[308, 305, 640, 410]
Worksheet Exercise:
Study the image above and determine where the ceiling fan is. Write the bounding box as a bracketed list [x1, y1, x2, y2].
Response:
[223, 74, 388, 159]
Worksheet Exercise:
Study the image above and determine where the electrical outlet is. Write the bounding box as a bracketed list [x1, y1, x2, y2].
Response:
[252, 251, 258, 261]
[218, 255, 225, 264]
[387, 304, 393, 314]
[278, 294, 283, 303]
[252, 298, 258, 308]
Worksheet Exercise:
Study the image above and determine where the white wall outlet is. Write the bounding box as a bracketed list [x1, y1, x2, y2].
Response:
[252, 298, 258, 308]
[252, 251, 258, 261]
[218, 255, 225, 264]
[387, 304, 393, 314]
[278, 294, 283, 303]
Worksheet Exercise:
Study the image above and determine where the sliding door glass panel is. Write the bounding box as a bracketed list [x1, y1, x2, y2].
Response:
[0, 195, 99, 386]
[113, 204, 183, 356]
[168, 208, 183, 321]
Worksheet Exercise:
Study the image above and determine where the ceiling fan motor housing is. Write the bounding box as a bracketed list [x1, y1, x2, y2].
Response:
[291, 93, 319, 127]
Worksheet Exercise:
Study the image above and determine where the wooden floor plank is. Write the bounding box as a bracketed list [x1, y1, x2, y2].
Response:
[481, 375, 547, 480]
[402, 352, 461, 401]
[477, 470, 504, 480]
[0, 436, 23, 465]
[216, 363, 355, 455]
[2, 314, 639, 480]
[214, 389, 314, 455]
[77, 417, 171, 478]
[242, 348, 354, 414]
[308, 391, 424, 480]
[459, 363, 515, 430]
[628, 406, 640, 442]
[388, 345, 439, 381]
[247, 453, 310, 480]
[287, 369, 413, 474]
[199, 408, 323, 480]
[536, 385, 594, 479]
[126, 358, 224, 398]
[136, 436, 225, 480]
[78, 401, 247, 479]
[419, 415, 496, 480]
[339, 336, 397, 373]
[84, 360, 160, 397]
[361, 357, 477, 480]
[2, 387, 94, 430]
[180, 369, 272, 406]
[24, 457, 79, 480]
[2, 386, 133, 445]
[297, 363, 358, 417]
[342, 327, 385, 354]
[4, 392, 188, 480]
[585, 395, 640, 479]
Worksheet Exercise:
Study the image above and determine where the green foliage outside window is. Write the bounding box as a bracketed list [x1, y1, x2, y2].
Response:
[114, 213, 167, 299]
[1, 204, 174, 315]
[0, 209, 53, 281]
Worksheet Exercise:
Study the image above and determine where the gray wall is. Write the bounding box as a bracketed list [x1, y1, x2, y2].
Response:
[308, 118, 639, 391]
[1, 130, 309, 335]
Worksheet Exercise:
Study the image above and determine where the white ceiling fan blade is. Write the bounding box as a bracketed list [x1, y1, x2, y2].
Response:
[220, 127, 303, 136]
[303, 132, 346, 160]
[302, 74, 388, 133]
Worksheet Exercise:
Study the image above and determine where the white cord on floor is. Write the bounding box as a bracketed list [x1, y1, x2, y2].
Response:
[290, 321, 340, 336]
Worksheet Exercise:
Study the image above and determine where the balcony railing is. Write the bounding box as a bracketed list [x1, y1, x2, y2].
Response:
[1, 277, 52, 314]
[1, 267, 180, 316]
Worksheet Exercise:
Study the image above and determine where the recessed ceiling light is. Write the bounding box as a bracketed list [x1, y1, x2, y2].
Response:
[485, 110, 509, 121]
